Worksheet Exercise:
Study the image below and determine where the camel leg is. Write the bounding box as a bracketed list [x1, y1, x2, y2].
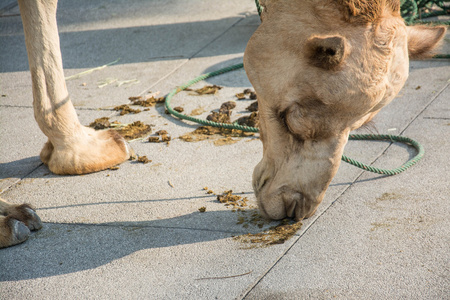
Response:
[17, 0, 133, 175]
[0, 198, 42, 248]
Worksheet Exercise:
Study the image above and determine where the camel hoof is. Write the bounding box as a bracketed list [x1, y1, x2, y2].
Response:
[42, 127, 134, 175]
[24, 207, 43, 231]
[10, 219, 31, 244]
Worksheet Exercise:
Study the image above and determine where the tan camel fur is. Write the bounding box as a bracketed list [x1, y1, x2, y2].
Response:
[0, 0, 446, 248]
[244, 0, 446, 221]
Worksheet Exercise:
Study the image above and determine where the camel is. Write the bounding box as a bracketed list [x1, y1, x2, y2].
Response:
[244, 0, 446, 220]
[0, 0, 446, 248]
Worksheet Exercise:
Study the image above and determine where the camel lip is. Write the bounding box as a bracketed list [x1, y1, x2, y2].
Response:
[256, 185, 304, 221]
[255, 183, 324, 221]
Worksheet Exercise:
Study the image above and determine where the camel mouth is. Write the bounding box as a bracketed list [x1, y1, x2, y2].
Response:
[256, 184, 318, 222]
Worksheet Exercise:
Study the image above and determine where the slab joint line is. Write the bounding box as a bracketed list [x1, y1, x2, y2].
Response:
[239, 81, 450, 299]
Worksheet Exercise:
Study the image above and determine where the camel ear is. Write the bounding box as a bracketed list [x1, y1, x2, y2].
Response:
[258, 0, 280, 21]
[407, 25, 447, 59]
[305, 35, 349, 70]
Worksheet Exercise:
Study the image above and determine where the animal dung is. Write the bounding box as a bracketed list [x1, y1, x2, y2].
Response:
[114, 104, 141, 115]
[189, 85, 223, 95]
[203, 187, 215, 194]
[137, 156, 151, 164]
[129, 95, 165, 107]
[148, 136, 160, 143]
[115, 121, 152, 140]
[236, 112, 259, 128]
[206, 111, 231, 123]
[89, 117, 111, 130]
[236, 89, 257, 100]
[246, 101, 258, 112]
[219, 101, 236, 112]
[235, 93, 246, 100]
[178, 126, 254, 144]
[148, 130, 171, 144]
[88, 118, 152, 141]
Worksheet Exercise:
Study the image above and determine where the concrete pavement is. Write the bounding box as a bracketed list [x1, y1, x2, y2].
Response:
[1, 0, 449, 299]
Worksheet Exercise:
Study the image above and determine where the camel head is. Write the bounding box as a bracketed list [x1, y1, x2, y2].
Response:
[244, 0, 446, 221]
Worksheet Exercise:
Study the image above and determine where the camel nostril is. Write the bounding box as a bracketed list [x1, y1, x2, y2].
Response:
[284, 196, 296, 218]
[282, 190, 303, 219]
[256, 176, 269, 192]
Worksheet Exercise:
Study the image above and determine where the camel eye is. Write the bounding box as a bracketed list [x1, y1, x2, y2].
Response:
[277, 105, 306, 141]
[278, 109, 290, 131]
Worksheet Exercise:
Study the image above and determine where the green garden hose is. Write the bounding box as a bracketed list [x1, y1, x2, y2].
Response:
[165, 0, 447, 175]
[165, 64, 425, 176]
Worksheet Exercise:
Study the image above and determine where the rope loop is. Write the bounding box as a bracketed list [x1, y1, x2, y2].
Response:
[165, 65, 425, 176]
[165, 0, 449, 175]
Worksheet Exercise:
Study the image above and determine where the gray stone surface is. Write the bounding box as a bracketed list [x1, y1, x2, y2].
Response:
[0, 106, 45, 191]
[245, 85, 450, 300]
[0, 0, 449, 299]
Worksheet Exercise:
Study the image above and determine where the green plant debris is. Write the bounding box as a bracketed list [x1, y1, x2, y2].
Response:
[117, 79, 139, 87]
[97, 77, 118, 88]
[210, 187, 302, 248]
[217, 190, 249, 209]
[234, 219, 303, 248]
[236, 209, 266, 228]
[65, 59, 120, 81]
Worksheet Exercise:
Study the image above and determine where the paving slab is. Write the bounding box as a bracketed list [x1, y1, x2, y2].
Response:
[0, 106, 45, 191]
[1, 223, 297, 299]
[244, 84, 450, 299]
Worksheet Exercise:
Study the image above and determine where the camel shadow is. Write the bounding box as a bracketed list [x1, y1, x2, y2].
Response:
[0, 13, 259, 73]
[0, 208, 268, 281]
[0, 156, 43, 181]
